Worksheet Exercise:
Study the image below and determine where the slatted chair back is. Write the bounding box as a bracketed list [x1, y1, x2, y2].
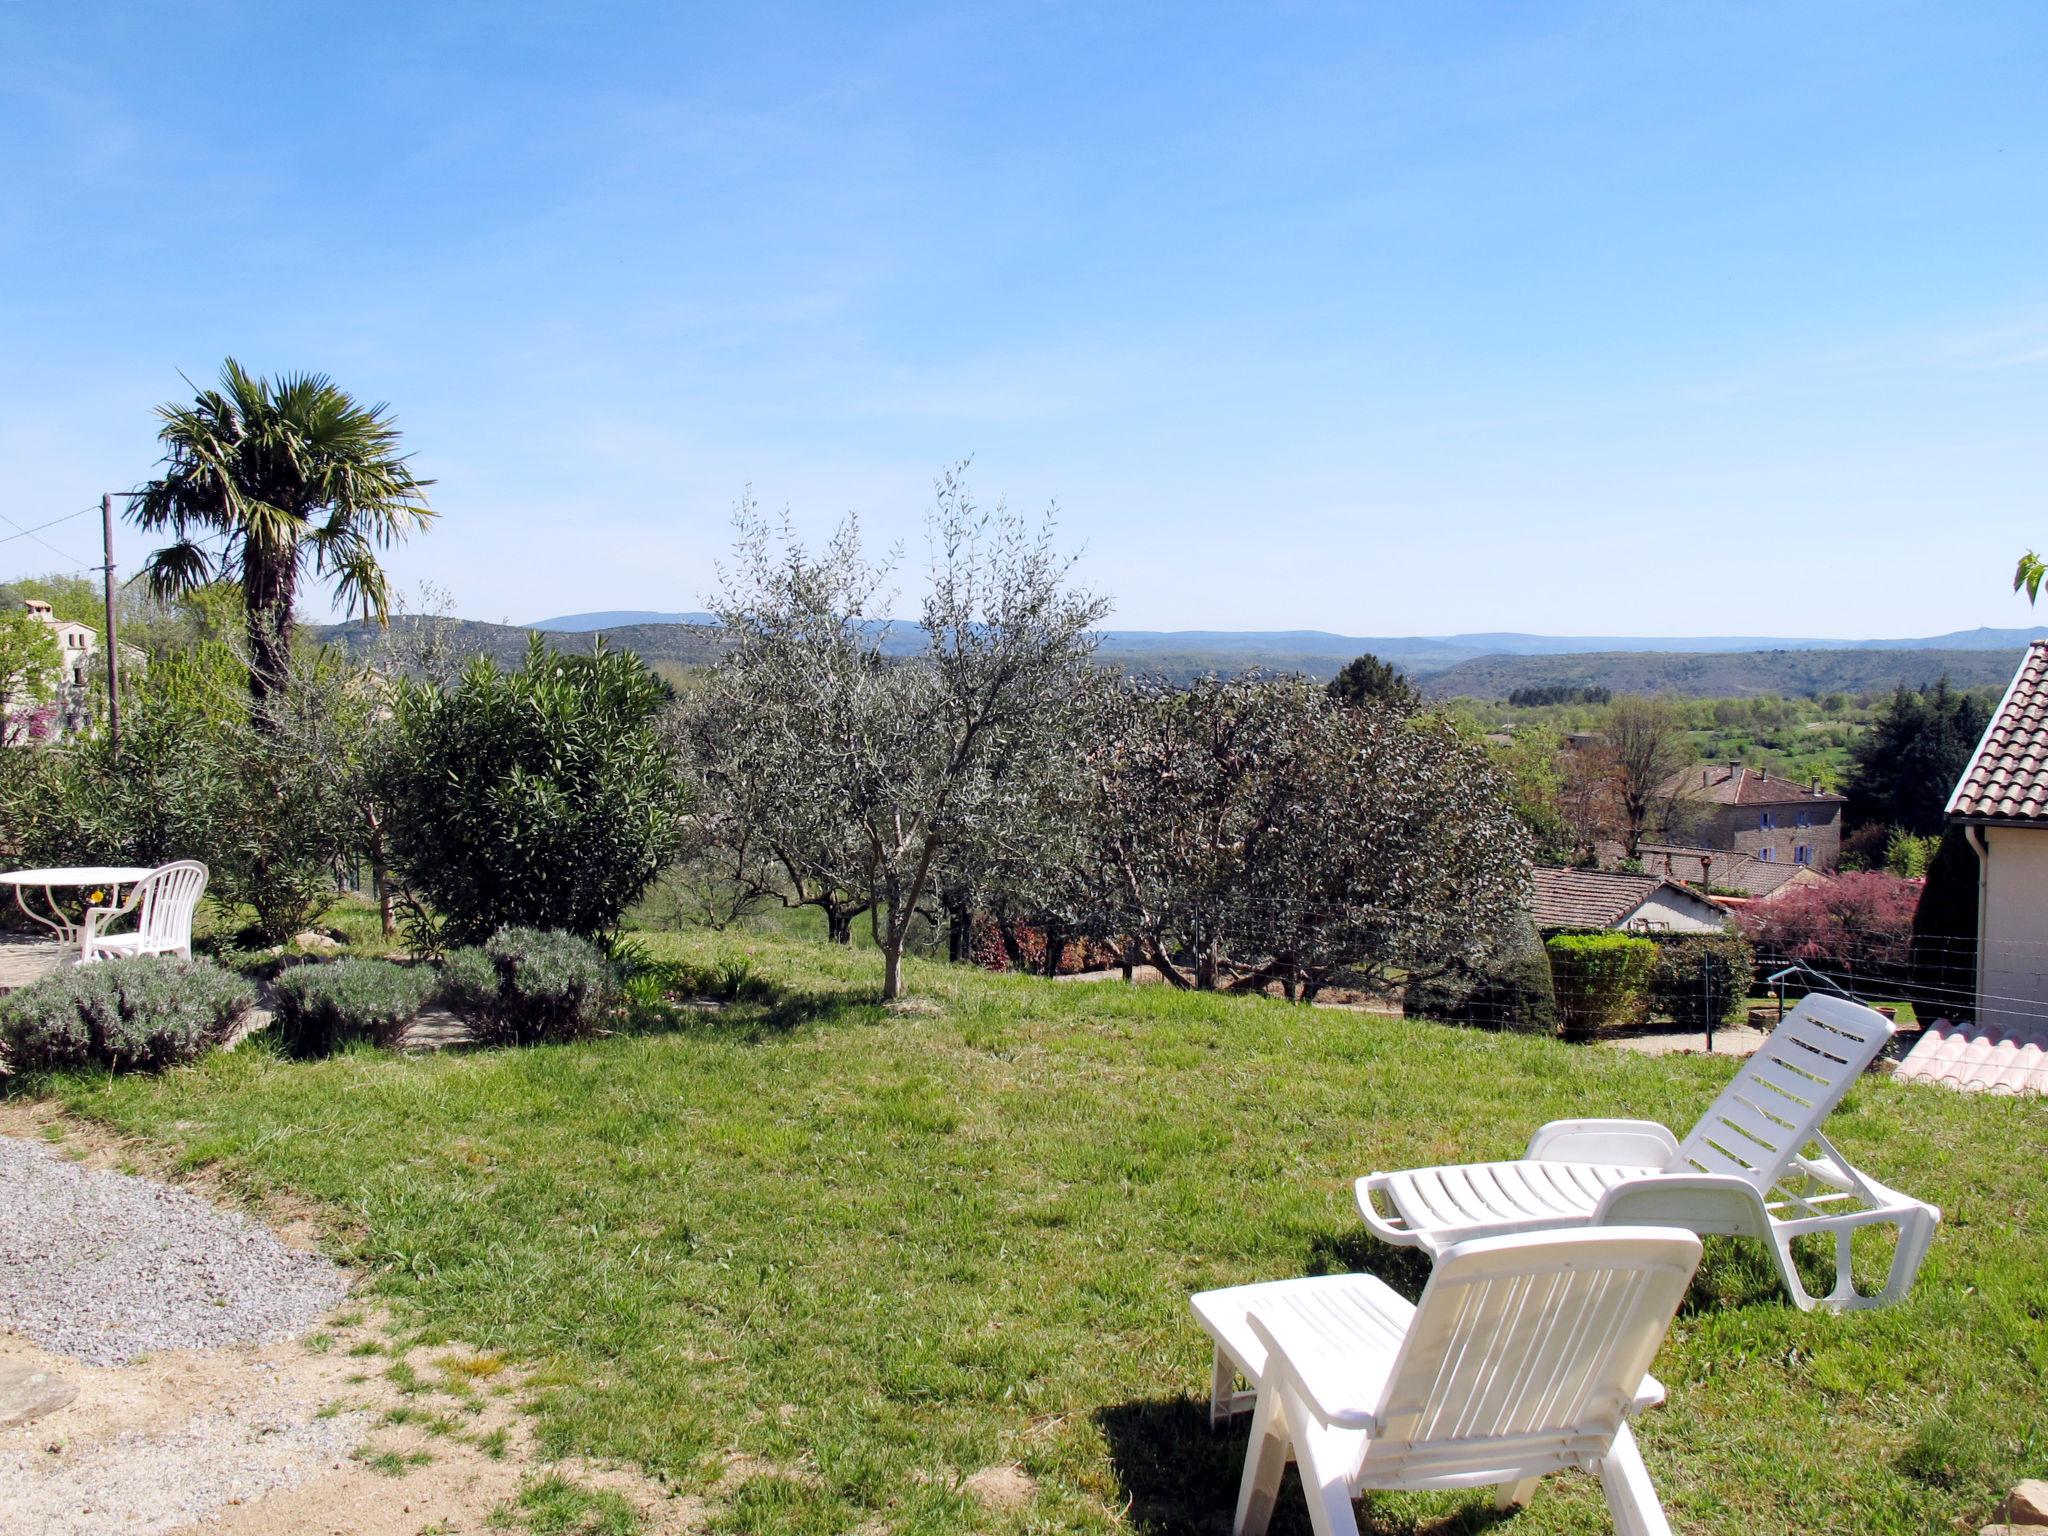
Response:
[1668, 994, 1893, 1194]
[133, 860, 208, 950]
[1361, 1229, 1700, 1488]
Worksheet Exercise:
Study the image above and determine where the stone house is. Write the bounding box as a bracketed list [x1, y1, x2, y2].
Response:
[13, 599, 143, 738]
[1636, 842, 1831, 901]
[1662, 762, 1844, 870]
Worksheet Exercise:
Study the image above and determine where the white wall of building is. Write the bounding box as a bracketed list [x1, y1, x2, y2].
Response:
[1624, 889, 1728, 935]
[1979, 825, 2048, 1029]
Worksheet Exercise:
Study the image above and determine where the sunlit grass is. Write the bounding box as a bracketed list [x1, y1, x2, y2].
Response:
[37, 929, 2047, 1534]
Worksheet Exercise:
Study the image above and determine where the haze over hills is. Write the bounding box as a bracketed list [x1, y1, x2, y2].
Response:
[528, 610, 2048, 679]
[1416, 648, 2028, 700]
[320, 612, 2036, 697]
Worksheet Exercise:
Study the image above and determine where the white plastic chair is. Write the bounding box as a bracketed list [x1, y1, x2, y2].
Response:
[1194, 1228, 1702, 1536]
[1357, 994, 1939, 1311]
[79, 860, 208, 964]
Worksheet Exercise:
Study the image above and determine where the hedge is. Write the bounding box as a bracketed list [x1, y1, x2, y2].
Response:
[1648, 933, 1754, 1034]
[1545, 932, 1657, 1040]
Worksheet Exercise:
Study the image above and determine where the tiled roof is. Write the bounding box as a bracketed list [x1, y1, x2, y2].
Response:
[1636, 844, 1819, 898]
[1896, 1019, 2048, 1096]
[1948, 640, 2048, 822]
[1529, 866, 1724, 932]
[1666, 763, 1845, 807]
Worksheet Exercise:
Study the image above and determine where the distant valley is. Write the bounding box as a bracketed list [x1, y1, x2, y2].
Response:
[314, 613, 2046, 698]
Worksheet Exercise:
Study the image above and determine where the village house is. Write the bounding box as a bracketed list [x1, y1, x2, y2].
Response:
[1946, 639, 2048, 1035]
[1529, 864, 1731, 936]
[12, 598, 143, 737]
[1662, 761, 1845, 869]
[1636, 841, 1831, 901]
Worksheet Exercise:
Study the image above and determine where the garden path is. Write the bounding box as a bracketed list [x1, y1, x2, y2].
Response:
[0, 1105, 695, 1534]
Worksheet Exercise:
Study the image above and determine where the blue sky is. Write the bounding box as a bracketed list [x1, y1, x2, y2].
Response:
[3, 2, 2045, 636]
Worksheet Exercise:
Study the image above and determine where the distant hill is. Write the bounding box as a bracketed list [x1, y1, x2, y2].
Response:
[320, 616, 2035, 698]
[526, 610, 716, 631]
[525, 613, 2048, 676]
[1420, 647, 2026, 701]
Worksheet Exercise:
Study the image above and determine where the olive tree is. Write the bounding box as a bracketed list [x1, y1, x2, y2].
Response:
[931, 666, 1117, 974]
[706, 469, 1108, 1000]
[1090, 675, 1529, 1000]
[676, 681, 875, 942]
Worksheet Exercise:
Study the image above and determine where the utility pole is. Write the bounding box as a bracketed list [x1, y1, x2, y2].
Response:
[100, 494, 121, 762]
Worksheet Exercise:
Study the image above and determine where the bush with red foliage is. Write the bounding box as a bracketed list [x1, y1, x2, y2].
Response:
[971, 916, 1123, 977]
[1736, 870, 1919, 987]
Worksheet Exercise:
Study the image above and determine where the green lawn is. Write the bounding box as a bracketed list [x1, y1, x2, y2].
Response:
[32, 931, 2048, 1535]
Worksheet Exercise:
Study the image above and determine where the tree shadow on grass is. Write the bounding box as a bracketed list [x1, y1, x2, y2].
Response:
[1092, 1396, 1520, 1536]
[626, 975, 896, 1043]
[1304, 1228, 1434, 1301]
[1308, 1225, 1786, 1317]
[1681, 1235, 1787, 1315]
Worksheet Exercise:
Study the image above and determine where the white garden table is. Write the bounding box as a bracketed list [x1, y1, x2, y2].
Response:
[0, 867, 154, 944]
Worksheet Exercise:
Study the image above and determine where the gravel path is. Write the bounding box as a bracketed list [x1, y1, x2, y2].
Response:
[0, 1138, 348, 1366]
[0, 1392, 370, 1536]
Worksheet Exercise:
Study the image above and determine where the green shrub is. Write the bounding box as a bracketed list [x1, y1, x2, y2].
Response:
[1544, 933, 1657, 1040]
[1406, 912, 1559, 1034]
[373, 638, 690, 943]
[1648, 932, 1754, 1033]
[272, 958, 436, 1058]
[0, 956, 254, 1074]
[438, 927, 617, 1046]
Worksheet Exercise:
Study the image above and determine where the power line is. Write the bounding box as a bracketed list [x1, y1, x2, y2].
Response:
[0, 506, 98, 569]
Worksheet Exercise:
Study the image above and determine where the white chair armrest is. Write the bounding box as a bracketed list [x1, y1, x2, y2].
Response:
[1245, 1309, 1384, 1432]
[1525, 1119, 1680, 1168]
[1354, 1172, 1426, 1248]
[1594, 1173, 1774, 1240]
[79, 905, 123, 953]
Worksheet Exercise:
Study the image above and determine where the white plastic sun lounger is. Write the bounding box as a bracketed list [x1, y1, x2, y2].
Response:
[1357, 994, 1938, 1311]
[1194, 1228, 1702, 1536]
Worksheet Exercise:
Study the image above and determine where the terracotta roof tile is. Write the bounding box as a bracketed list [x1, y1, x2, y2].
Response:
[1529, 866, 1726, 932]
[1635, 844, 1821, 898]
[1949, 640, 2048, 822]
[1664, 763, 1845, 806]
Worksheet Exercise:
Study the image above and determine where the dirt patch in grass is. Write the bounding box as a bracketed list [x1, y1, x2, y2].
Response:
[963, 1463, 1037, 1511]
[0, 1111, 698, 1534]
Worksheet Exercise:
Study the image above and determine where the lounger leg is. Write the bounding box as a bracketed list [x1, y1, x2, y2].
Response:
[1290, 1415, 1361, 1536]
[1766, 1229, 1821, 1313]
[1286, 1417, 1368, 1536]
[1232, 1387, 1290, 1536]
[1877, 1207, 1938, 1309]
[1211, 1346, 1236, 1429]
[1595, 1425, 1672, 1536]
[1494, 1476, 1539, 1510]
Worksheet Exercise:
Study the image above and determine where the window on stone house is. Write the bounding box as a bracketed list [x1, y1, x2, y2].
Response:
[1758, 847, 1775, 863]
[1795, 845, 1811, 865]
[1760, 810, 1774, 830]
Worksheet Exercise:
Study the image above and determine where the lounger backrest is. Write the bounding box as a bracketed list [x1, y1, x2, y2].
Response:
[1364, 1228, 1700, 1484]
[136, 860, 208, 946]
[1667, 994, 1893, 1193]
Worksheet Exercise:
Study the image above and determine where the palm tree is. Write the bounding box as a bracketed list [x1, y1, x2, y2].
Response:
[130, 359, 435, 719]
